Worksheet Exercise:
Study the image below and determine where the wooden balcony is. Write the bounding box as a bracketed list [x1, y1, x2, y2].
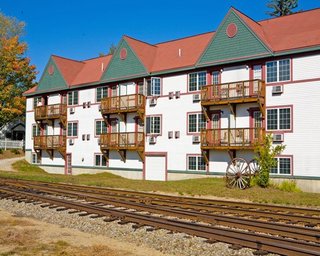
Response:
[100, 132, 144, 162]
[34, 104, 67, 127]
[101, 94, 145, 121]
[201, 79, 265, 106]
[34, 135, 66, 159]
[201, 128, 264, 150]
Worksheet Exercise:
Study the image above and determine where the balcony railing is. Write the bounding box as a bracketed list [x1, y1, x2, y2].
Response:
[201, 79, 265, 105]
[100, 132, 144, 151]
[35, 104, 67, 122]
[201, 128, 264, 150]
[100, 94, 145, 115]
[34, 135, 66, 150]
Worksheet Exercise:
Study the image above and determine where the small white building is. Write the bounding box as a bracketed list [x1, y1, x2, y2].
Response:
[24, 8, 320, 192]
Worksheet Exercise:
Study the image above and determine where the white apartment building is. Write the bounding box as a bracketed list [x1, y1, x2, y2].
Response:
[24, 8, 320, 192]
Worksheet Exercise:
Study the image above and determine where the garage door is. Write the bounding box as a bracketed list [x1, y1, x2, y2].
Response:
[145, 155, 166, 181]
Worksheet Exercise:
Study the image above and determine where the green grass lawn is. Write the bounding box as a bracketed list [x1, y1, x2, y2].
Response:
[0, 160, 319, 207]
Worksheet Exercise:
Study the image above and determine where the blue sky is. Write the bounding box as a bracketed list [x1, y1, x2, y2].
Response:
[1, 0, 320, 80]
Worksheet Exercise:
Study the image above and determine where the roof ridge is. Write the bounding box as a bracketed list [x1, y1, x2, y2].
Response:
[155, 31, 215, 45]
[123, 35, 157, 48]
[258, 7, 320, 23]
[83, 54, 112, 62]
[51, 54, 84, 64]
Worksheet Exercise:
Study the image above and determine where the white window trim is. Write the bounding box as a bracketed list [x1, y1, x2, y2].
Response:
[67, 122, 78, 137]
[68, 91, 79, 106]
[95, 154, 107, 167]
[266, 107, 292, 131]
[187, 155, 206, 171]
[146, 116, 161, 135]
[95, 120, 107, 136]
[270, 157, 292, 175]
[188, 71, 207, 92]
[187, 113, 206, 134]
[150, 77, 161, 96]
[96, 87, 108, 102]
[266, 59, 291, 83]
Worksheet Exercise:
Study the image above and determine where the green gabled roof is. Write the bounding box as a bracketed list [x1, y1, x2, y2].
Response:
[197, 9, 272, 67]
[101, 38, 149, 82]
[36, 57, 68, 92]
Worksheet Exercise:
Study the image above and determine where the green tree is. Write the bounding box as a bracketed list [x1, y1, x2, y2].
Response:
[267, 0, 298, 17]
[108, 43, 117, 55]
[0, 12, 37, 127]
[254, 134, 285, 187]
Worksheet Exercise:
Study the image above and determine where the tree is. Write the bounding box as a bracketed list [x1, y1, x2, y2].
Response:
[108, 43, 117, 55]
[0, 12, 37, 127]
[267, 0, 298, 17]
[254, 134, 285, 187]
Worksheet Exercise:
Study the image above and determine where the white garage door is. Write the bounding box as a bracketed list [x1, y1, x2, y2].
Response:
[145, 155, 166, 181]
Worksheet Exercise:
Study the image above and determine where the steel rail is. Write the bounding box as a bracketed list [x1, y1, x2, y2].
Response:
[3, 179, 320, 226]
[9, 183, 320, 243]
[1, 177, 319, 216]
[0, 186, 319, 256]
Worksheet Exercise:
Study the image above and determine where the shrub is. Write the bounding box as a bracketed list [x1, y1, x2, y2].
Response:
[278, 180, 301, 192]
[254, 134, 285, 188]
[10, 148, 20, 155]
[0, 148, 3, 154]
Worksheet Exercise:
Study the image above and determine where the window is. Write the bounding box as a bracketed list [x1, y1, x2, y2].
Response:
[267, 107, 291, 131]
[188, 113, 206, 133]
[147, 77, 161, 96]
[67, 122, 78, 137]
[138, 82, 144, 95]
[146, 116, 161, 135]
[32, 153, 41, 164]
[270, 157, 291, 175]
[95, 120, 107, 135]
[96, 87, 108, 102]
[33, 97, 42, 109]
[68, 91, 78, 105]
[95, 154, 107, 167]
[266, 59, 290, 83]
[189, 71, 206, 91]
[212, 71, 220, 85]
[32, 124, 40, 138]
[187, 156, 206, 171]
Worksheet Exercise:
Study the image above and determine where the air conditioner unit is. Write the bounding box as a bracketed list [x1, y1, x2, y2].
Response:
[149, 97, 157, 106]
[69, 139, 74, 145]
[175, 91, 181, 99]
[273, 133, 284, 142]
[272, 85, 283, 94]
[69, 107, 75, 114]
[193, 94, 201, 102]
[192, 135, 200, 143]
[149, 135, 157, 144]
[169, 92, 174, 99]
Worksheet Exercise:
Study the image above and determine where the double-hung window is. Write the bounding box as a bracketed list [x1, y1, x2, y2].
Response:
[188, 113, 206, 133]
[266, 59, 290, 83]
[147, 77, 161, 96]
[33, 97, 42, 109]
[96, 87, 108, 102]
[68, 91, 78, 105]
[67, 122, 78, 137]
[267, 107, 291, 131]
[187, 155, 206, 171]
[95, 154, 107, 167]
[270, 157, 291, 175]
[146, 116, 161, 135]
[189, 71, 206, 91]
[95, 120, 107, 136]
[32, 124, 40, 138]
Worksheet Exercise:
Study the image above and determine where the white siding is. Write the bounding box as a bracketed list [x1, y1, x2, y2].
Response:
[293, 54, 320, 81]
[221, 65, 249, 83]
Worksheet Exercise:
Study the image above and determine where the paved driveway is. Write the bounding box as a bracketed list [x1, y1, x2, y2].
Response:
[0, 157, 24, 172]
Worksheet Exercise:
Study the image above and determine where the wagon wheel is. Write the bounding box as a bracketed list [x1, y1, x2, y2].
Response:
[226, 158, 250, 189]
[248, 159, 260, 177]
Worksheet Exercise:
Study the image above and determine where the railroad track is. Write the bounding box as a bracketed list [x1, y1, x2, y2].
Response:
[0, 178, 320, 256]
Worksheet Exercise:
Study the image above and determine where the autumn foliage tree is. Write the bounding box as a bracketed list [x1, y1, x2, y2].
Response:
[0, 12, 37, 127]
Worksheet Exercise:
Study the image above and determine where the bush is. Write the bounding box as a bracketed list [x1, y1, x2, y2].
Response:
[10, 148, 20, 155]
[0, 148, 3, 154]
[277, 180, 301, 192]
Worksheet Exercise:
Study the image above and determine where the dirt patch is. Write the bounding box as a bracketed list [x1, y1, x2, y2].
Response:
[0, 208, 169, 256]
[0, 150, 24, 160]
[0, 157, 24, 172]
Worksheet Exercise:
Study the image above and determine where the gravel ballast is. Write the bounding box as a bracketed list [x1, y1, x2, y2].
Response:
[0, 198, 279, 256]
